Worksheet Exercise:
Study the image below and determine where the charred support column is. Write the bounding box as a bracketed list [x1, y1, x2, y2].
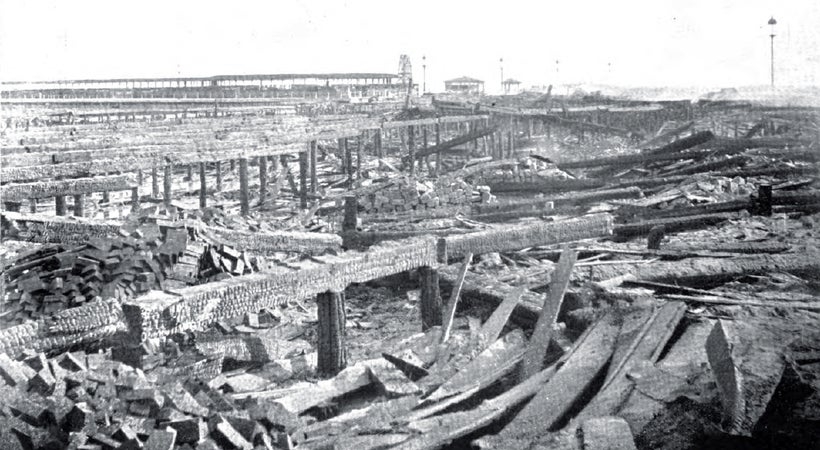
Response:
[309, 140, 318, 193]
[299, 149, 309, 209]
[338, 138, 347, 175]
[73, 194, 84, 217]
[215, 161, 223, 192]
[756, 184, 773, 216]
[527, 119, 533, 139]
[238, 158, 250, 216]
[356, 133, 363, 179]
[186, 165, 193, 187]
[472, 121, 478, 151]
[230, 159, 236, 172]
[408, 125, 416, 177]
[102, 189, 110, 218]
[317, 290, 347, 376]
[258, 156, 268, 204]
[29, 198, 37, 213]
[419, 266, 442, 330]
[490, 132, 497, 160]
[422, 126, 431, 172]
[131, 188, 140, 211]
[434, 122, 442, 176]
[136, 170, 143, 186]
[344, 138, 353, 187]
[55, 194, 66, 216]
[342, 196, 358, 231]
[199, 162, 207, 208]
[3, 202, 21, 212]
[151, 167, 160, 198]
[375, 128, 383, 158]
[163, 164, 173, 209]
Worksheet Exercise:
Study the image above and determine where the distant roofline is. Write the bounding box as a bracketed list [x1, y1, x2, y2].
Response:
[1, 72, 399, 85]
[445, 76, 484, 84]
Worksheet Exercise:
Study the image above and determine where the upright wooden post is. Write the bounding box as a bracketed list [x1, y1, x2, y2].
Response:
[356, 133, 363, 179]
[151, 167, 160, 198]
[238, 158, 250, 216]
[131, 188, 140, 211]
[186, 165, 193, 188]
[199, 162, 207, 208]
[73, 194, 84, 217]
[375, 128, 383, 158]
[136, 170, 143, 186]
[472, 121, 478, 151]
[299, 149, 309, 209]
[490, 132, 497, 160]
[317, 290, 347, 376]
[756, 184, 773, 216]
[408, 125, 416, 177]
[163, 164, 173, 209]
[309, 140, 318, 193]
[528, 119, 533, 139]
[29, 198, 37, 213]
[422, 126, 430, 172]
[215, 161, 223, 192]
[342, 196, 358, 231]
[338, 138, 347, 175]
[419, 266, 442, 330]
[435, 121, 442, 176]
[344, 138, 353, 187]
[258, 156, 268, 204]
[55, 194, 66, 216]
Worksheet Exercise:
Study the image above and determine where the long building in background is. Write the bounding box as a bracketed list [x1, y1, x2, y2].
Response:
[1, 72, 408, 101]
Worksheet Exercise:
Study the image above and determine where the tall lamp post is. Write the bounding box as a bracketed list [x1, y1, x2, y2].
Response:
[499, 58, 504, 94]
[422, 55, 427, 94]
[768, 17, 777, 88]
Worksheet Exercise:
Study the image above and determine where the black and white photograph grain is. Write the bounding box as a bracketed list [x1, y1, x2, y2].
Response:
[0, 0, 819, 448]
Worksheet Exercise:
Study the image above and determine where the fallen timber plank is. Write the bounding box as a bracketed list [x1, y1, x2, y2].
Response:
[659, 155, 751, 177]
[441, 253, 472, 343]
[1, 212, 121, 245]
[0, 143, 305, 182]
[480, 312, 620, 446]
[438, 267, 544, 327]
[612, 212, 738, 239]
[520, 249, 577, 379]
[408, 126, 498, 161]
[425, 329, 527, 403]
[0, 174, 137, 201]
[573, 301, 686, 421]
[706, 319, 788, 436]
[0, 300, 125, 357]
[472, 187, 642, 215]
[123, 236, 440, 340]
[580, 251, 820, 287]
[443, 213, 613, 261]
[487, 165, 817, 196]
[642, 130, 715, 155]
[637, 121, 695, 148]
[557, 148, 711, 170]
[199, 225, 341, 256]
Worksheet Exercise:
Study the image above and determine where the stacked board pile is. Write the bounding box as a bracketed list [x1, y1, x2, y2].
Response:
[475, 156, 569, 185]
[1, 218, 261, 327]
[360, 177, 477, 213]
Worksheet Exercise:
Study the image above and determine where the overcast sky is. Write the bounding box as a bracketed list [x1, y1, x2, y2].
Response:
[1, 0, 817, 93]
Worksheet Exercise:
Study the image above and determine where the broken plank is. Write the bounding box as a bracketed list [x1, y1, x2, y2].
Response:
[441, 253, 472, 344]
[706, 319, 789, 436]
[485, 312, 620, 444]
[520, 249, 577, 379]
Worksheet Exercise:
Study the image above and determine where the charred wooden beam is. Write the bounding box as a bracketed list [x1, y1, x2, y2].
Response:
[238, 158, 250, 216]
[201, 225, 341, 255]
[419, 266, 442, 331]
[1, 174, 138, 201]
[643, 130, 715, 155]
[444, 214, 613, 260]
[317, 290, 347, 377]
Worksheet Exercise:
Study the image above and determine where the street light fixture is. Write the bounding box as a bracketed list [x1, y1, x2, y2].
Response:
[500, 58, 504, 94]
[422, 55, 427, 94]
[768, 17, 777, 88]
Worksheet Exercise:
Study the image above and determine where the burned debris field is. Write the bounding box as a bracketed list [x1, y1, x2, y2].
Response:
[1, 80, 819, 450]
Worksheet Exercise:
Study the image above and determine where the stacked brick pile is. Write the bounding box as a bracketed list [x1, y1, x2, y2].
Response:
[360, 177, 476, 214]
[0, 344, 308, 449]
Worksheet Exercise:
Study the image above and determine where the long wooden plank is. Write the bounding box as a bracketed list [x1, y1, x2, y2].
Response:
[441, 253, 473, 343]
[520, 249, 578, 379]
[1, 174, 137, 200]
[485, 312, 620, 445]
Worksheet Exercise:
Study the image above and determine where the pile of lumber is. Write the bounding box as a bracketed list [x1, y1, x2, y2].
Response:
[360, 176, 477, 213]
